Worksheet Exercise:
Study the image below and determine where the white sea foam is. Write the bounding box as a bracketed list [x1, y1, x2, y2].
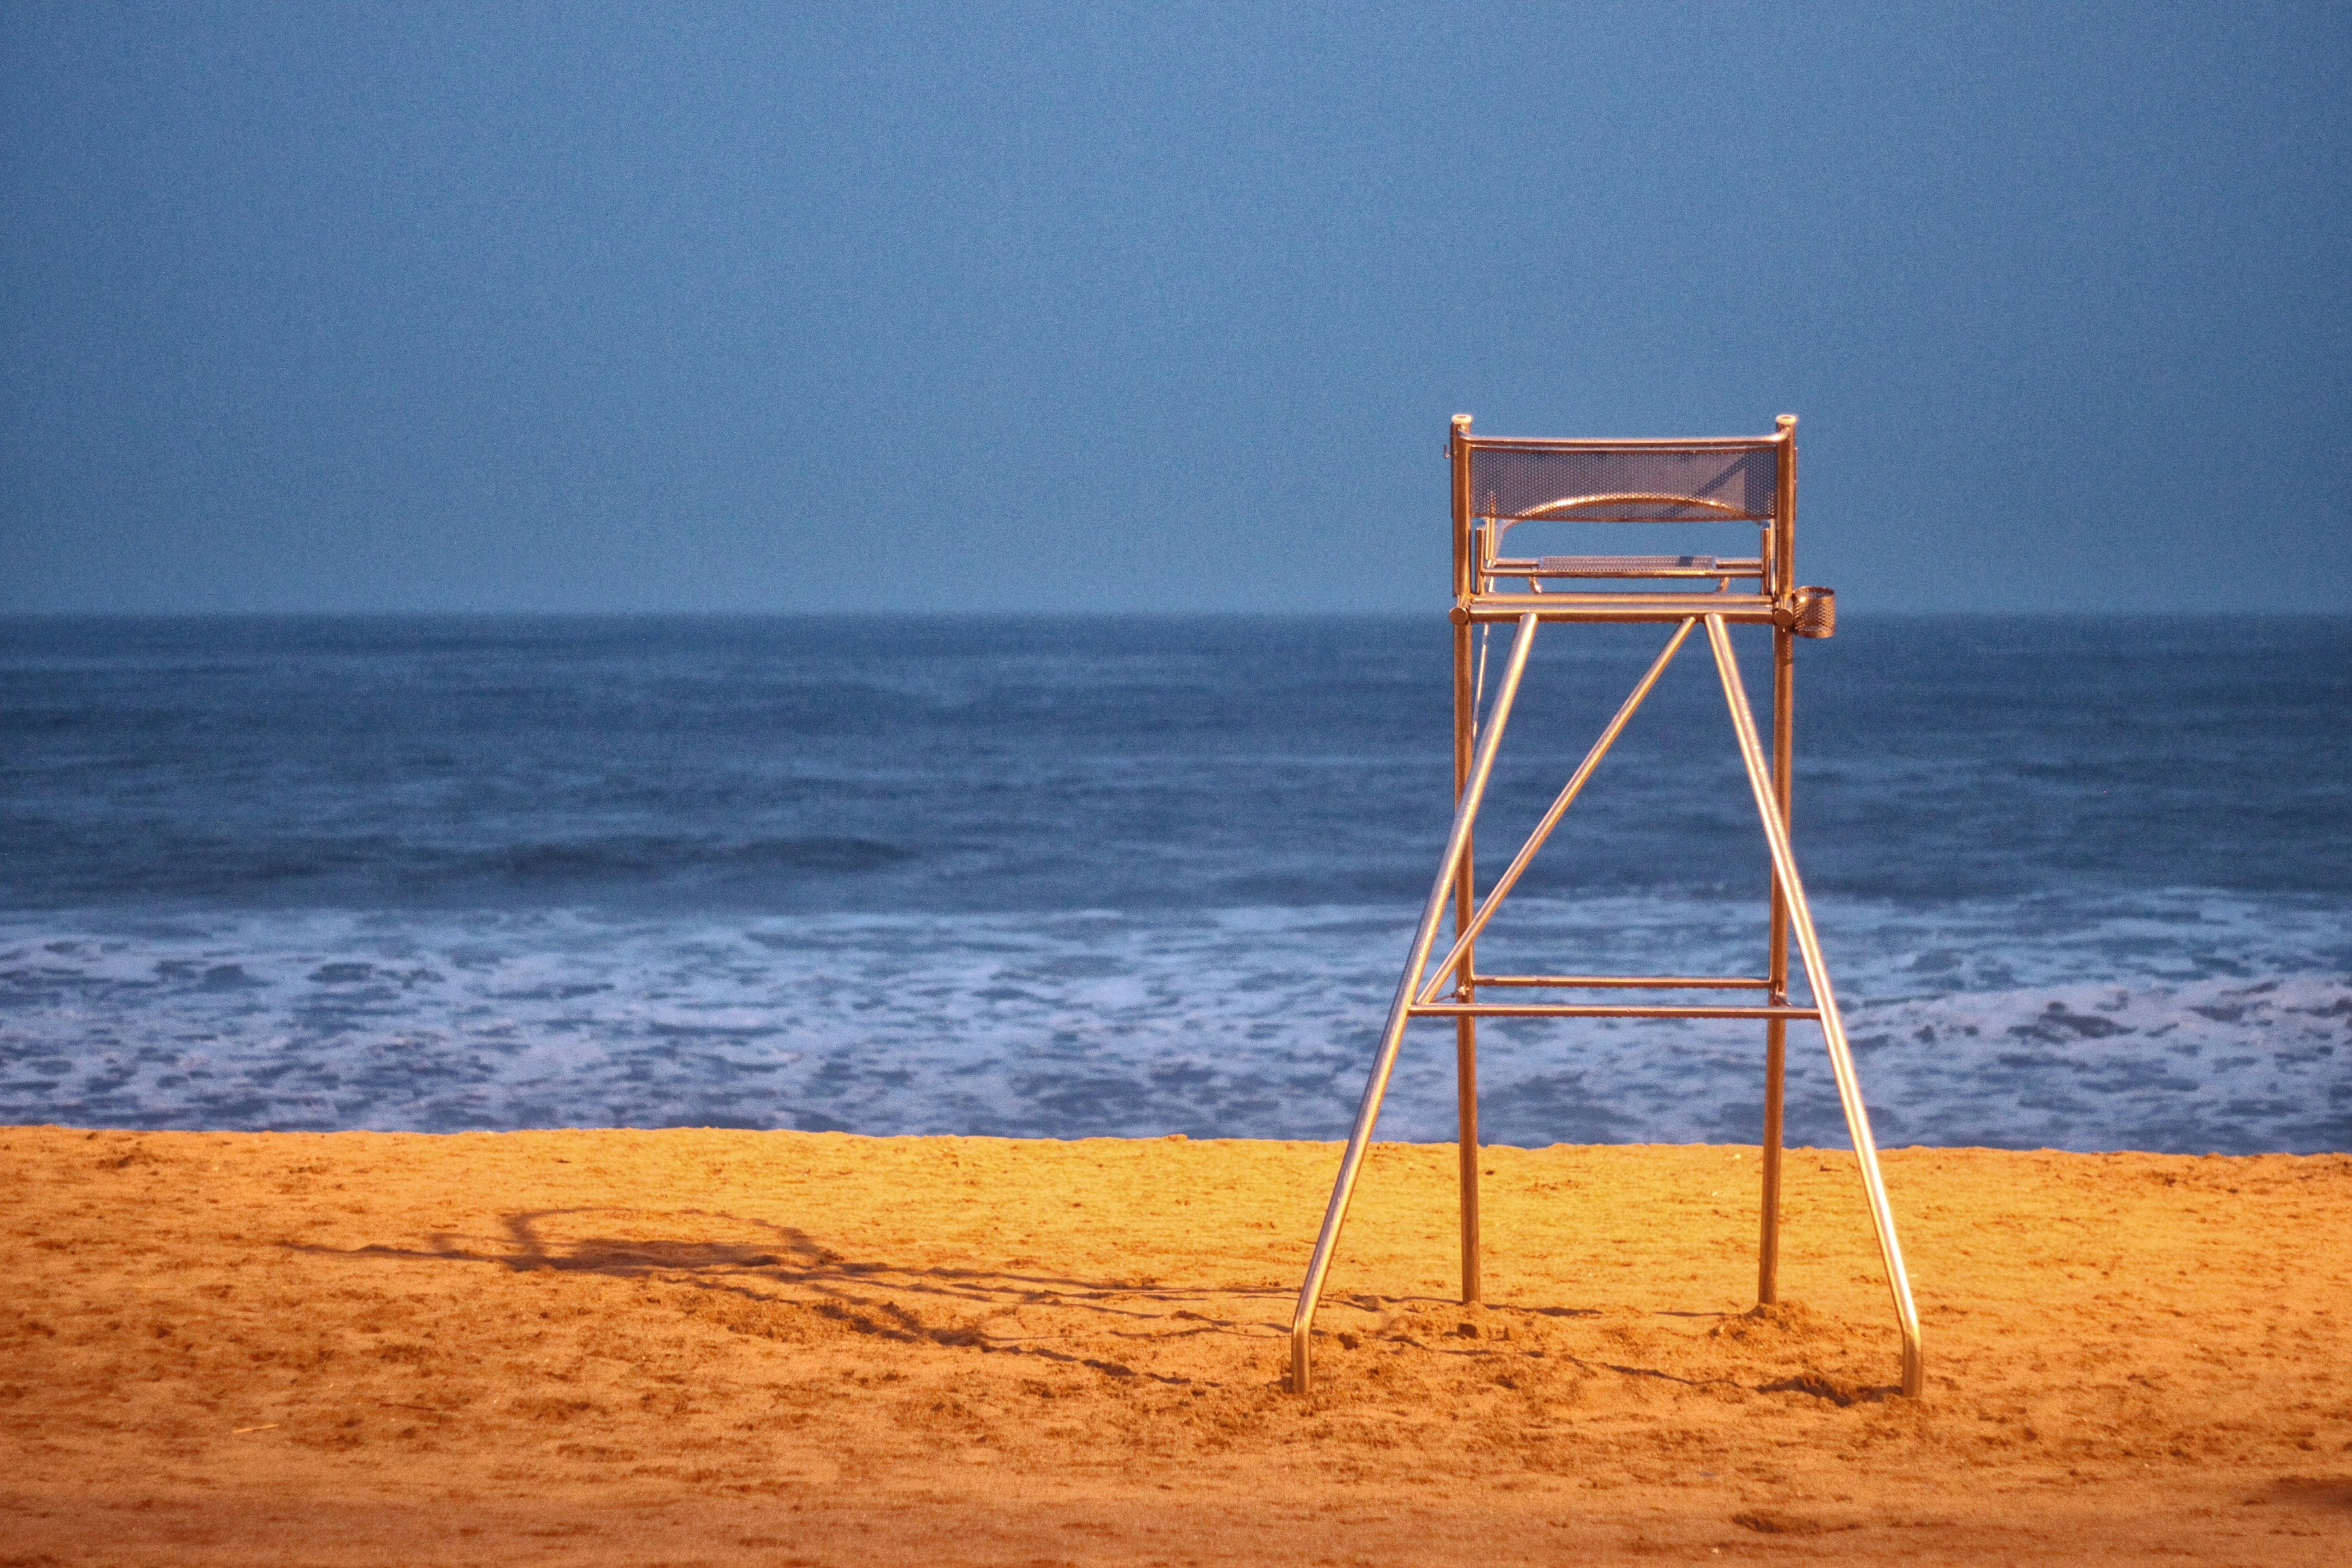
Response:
[2, 891, 2343, 1152]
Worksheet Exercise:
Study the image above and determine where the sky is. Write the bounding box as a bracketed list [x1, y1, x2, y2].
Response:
[3, 2, 2347, 615]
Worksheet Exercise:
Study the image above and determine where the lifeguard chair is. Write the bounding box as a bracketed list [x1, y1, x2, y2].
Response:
[1286, 414, 1923, 1397]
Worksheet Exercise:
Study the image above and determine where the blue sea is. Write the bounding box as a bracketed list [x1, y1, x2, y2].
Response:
[1, 614, 2345, 1154]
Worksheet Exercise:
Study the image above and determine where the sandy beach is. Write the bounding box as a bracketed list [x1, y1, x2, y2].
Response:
[3, 1125, 2347, 1565]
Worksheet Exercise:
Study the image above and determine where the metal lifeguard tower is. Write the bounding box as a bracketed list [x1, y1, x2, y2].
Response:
[1287, 413, 1923, 1398]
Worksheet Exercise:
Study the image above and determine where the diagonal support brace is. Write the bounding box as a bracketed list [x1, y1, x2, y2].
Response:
[1705, 615, 1924, 1396]
[1416, 618, 1698, 1007]
[1288, 614, 1539, 1394]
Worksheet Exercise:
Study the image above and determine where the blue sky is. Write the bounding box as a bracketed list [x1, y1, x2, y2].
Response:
[4, 3, 2347, 613]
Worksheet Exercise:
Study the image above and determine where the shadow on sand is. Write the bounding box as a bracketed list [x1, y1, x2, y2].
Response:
[290, 1208, 1891, 1401]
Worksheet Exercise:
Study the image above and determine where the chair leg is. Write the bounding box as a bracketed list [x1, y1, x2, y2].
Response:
[1760, 624, 1792, 1306]
[1456, 1019, 1481, 1304]
[1288, 614, 1539, 1394]
[1705, 616, 1925, 1397]
[1759, 1017, 1785, 1305]
[1453, 618, 1482, 1307]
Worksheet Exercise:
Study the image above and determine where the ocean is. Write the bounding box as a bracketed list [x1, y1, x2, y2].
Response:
[1, 613, 2345, 1154]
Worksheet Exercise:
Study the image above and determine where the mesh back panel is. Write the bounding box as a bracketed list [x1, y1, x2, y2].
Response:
[1469, 444, 1778, 521]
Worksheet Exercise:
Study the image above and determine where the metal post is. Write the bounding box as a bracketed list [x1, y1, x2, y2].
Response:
[1455, 1019, 1481, 1303]
[1759, 625, 1789, 1305]
[1449, 414, 1481, 1306]
[1453, 610, 1481, 1305]
[1761, 416, 1797, 1306]
[1288, 613, 1539, 1395]
[1705, 615, 1923, 1397]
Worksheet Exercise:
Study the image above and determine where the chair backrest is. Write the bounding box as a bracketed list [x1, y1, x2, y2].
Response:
[1450, 421, 1796, 598]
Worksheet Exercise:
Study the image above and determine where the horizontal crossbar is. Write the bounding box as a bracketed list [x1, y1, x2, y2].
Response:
[1409, 1002, 1823, 1021]
[1471, 974, 1774, 990]
[1455, 593, 1778, 625]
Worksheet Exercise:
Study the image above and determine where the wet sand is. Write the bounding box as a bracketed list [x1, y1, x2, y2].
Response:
[3, 1126, 2347, 1564]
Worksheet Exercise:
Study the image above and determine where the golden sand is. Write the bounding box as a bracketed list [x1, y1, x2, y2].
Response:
[3, 1126, 2348, 1564]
